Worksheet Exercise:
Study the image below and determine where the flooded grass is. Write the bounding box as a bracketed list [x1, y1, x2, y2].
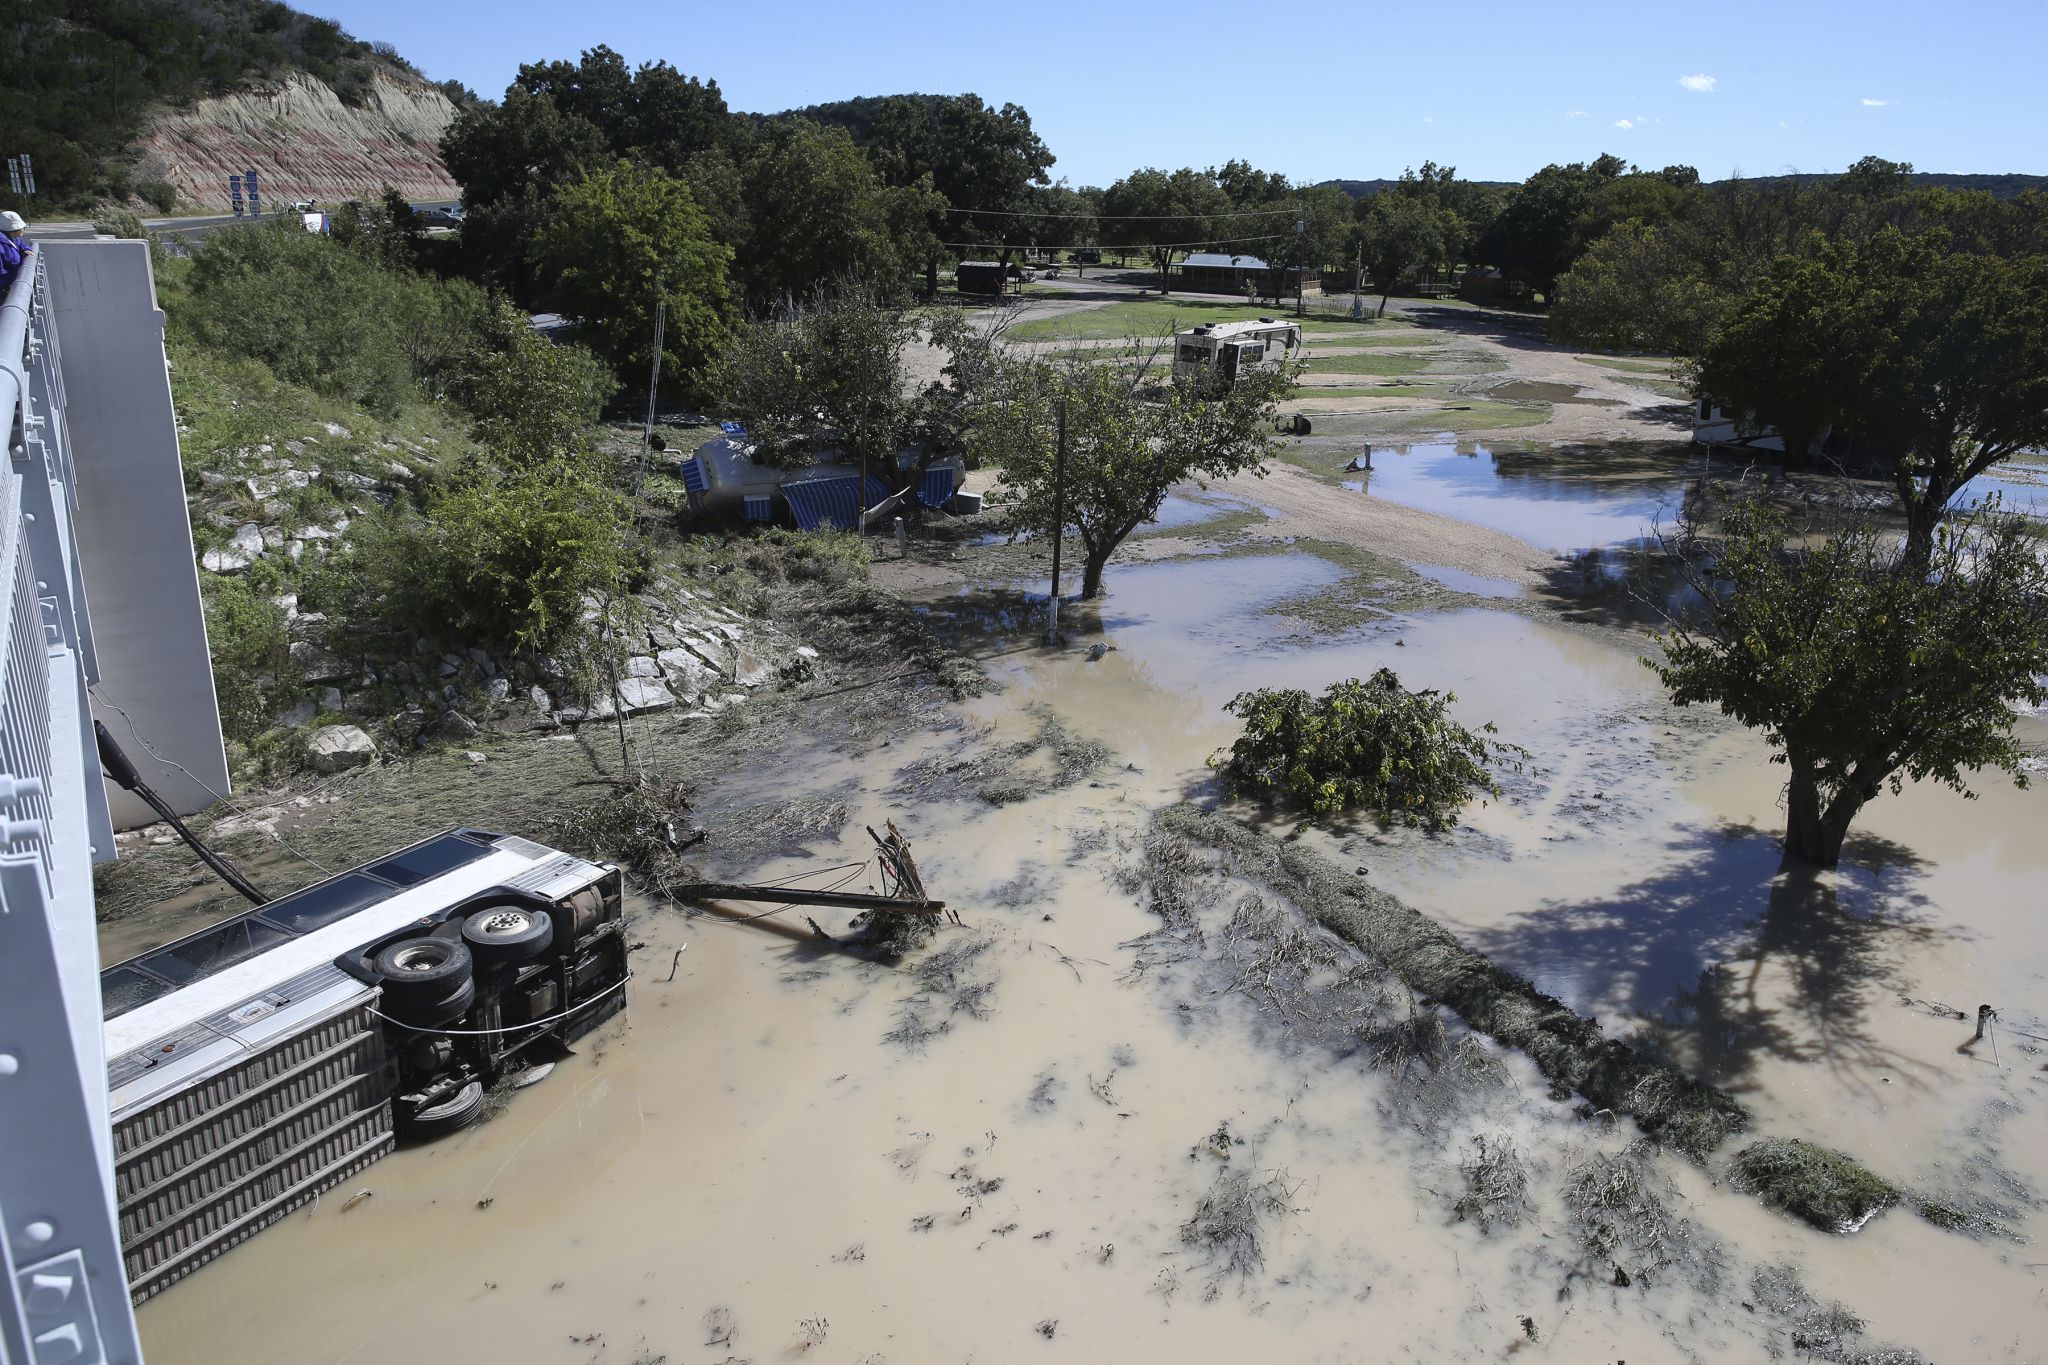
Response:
[1729, 1138, 1901, 1233]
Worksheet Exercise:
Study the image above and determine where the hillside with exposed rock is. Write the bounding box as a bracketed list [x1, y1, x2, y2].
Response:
[136, 69, 460, 210]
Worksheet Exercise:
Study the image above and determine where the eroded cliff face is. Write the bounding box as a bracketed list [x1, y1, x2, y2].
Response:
[135, 70, 459, 211]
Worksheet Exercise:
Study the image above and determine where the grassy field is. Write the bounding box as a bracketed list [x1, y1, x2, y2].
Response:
[1378, 400, 1551, 434]
[1577, 355, 1679, 375]
[1009, 297, 1391, 341]
[1292, 383, 1438, 400]
[1300, 352, 1437, 377]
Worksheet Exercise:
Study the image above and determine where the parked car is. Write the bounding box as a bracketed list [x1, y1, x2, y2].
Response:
[290, 199, 318, 213]
[1072, 249, 1101, 265]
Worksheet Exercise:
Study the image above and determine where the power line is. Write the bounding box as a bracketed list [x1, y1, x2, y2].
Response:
[941, 231, 1292, 254]
[949, 203, 1307, 221]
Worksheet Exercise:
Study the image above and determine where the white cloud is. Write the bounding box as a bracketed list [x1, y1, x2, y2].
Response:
[1614, 119, 1634, 130]
[1565, 110, 1588, 119]
[1861, 97, 1890, 106]
[1779, 120, 1790, 129]
[1423, 115, 1434, 124]
[1679, 73, 1718, 92]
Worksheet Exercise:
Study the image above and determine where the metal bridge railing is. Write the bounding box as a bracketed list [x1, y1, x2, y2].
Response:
[0, 251, 145, 1364]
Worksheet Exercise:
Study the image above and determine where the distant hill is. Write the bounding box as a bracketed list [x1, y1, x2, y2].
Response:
[2, 0, 470, 211]
[1321, 172, 2048, 200]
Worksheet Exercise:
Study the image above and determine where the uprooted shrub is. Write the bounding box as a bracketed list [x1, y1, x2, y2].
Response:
[1728, 1138, 1900, 1233]
[1213, 669, 1523, 830]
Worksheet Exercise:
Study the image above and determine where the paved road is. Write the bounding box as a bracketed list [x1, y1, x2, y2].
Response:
[29, 200, 459, 244]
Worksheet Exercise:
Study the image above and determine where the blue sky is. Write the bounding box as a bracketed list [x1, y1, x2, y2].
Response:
[314, 0, 2045, 186]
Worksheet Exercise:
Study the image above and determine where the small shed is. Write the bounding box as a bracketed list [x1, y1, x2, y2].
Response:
[956, 261, 1007, 296]
[1173, 252, 1310, 298]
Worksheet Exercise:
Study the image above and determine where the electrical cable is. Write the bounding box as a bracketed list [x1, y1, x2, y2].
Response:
[368, 974, 632, 1034]
[948, 204, 1307, 220]
[94, 719, 271, 905]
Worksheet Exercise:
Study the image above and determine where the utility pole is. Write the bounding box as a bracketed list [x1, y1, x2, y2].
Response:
[1045, 397, 1068, 645]
[1351, 239, 1365, 321]
[640, 297, 665, 500]
[1294, 218, 1307, 318]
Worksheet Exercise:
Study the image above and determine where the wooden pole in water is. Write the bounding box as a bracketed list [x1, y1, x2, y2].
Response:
[1046, 396, 1068, 644]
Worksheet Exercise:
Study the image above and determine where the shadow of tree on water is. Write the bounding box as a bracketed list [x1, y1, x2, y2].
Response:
[1466, 822, 1945, 1104]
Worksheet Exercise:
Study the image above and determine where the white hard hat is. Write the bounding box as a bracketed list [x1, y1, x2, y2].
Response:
[0, 211, 24, 232]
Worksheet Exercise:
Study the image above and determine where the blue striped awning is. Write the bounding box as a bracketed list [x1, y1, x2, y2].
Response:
[917, 466, 957, 509]
[677, 457, 709, 493]
[743, 494, 773, 522]
[783, 475, 890, 532]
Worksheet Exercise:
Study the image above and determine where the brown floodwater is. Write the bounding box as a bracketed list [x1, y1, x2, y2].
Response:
[128, 545, 2048, 1363]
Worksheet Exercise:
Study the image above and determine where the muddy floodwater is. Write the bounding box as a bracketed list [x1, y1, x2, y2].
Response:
[132, 453, 2048, 1363]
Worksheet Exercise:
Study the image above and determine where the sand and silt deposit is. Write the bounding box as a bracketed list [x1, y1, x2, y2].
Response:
[118, 427, 2048, 1362]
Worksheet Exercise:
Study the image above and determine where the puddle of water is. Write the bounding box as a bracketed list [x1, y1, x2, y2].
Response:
[1411, 563, 1525, 598]
[1487, 379, 1619, 407]
[1960, 453, 2048, 517]
[1346, 442, 1688, 554]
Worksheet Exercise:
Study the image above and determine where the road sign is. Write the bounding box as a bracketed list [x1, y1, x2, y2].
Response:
[6, 158, 20, 197]
[245, 168, 261, 216]
[18, 152, 33, 196]
[229, 174, 244, 216]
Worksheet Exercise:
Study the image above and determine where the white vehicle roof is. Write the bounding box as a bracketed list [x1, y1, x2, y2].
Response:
[1175, 319, 1302, 344]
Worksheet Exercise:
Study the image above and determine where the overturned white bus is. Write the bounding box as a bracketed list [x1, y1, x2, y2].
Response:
[98, 828, 629, 1303]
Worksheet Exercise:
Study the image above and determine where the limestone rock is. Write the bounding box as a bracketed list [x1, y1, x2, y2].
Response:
[624, 654, 663, 678]
[290, 640, 349, 683]
[308, 724, 377, 773]
[614, 677, 677, 715]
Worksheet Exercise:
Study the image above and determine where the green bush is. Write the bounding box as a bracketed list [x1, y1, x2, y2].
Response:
[138, 180, 179, 214]
[203, 575, 292, 741]
[1214, 669, 1522, 830]
[181, 222, 419, 415]
[316, 471, 632, 650]
[90, 202, 148, 238]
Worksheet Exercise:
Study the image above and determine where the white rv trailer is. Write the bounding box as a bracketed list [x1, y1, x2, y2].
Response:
[1171, 318, 1303, 385]
[99, 828, 628, 1302]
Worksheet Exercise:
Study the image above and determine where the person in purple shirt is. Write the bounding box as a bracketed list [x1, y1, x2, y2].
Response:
[0, 212, 34, 293]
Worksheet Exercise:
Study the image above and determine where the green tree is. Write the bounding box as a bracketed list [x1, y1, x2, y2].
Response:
[1359, 194, 1445, 314]
[1101, 167, 1229, 295]
[1476, 155, 1626, 297]
[1549, 220, 1729, 354]
[1651, 497, 2048, 868]
[858, 94, 1055, 291]
[1213, 670, 1520, 829]
[985, 343, 1290, 597]
[449, 300, 617, 470]
[530, 160, 733, 397]
[1699, 230, 2048, 568]
[441, 86, 609, 291]
[736, 121, 942, 302]
[711, 287, 921, 485]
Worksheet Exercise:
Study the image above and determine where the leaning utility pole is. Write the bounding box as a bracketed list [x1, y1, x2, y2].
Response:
[639, 298, 665, 499]
[1045, 397, 1068, 644]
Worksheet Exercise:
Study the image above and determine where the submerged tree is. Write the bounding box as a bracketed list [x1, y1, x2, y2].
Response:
[984, 341, 1289, 598]
[1650, 497, 2048, 868]
[1698, 231, 2048, 572]
[1213, 670, 1522, 830]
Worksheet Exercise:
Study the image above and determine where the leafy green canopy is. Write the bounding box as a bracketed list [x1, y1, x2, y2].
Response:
[1699, 231, 2048, 568]
[529, 160, 734, 402]
[1650, 497, 2048, 866]
[985, 342, 1288, 597]
[1214, 670, 1521, 830]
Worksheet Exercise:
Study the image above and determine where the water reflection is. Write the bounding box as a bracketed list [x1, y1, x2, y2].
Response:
[1341, 441, 1693, 554]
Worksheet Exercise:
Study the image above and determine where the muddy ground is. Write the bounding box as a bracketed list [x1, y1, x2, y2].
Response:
[106, 291, 2048, 1363]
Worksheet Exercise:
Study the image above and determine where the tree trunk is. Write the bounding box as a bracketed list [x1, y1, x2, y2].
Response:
[1080, 549, 1112, 600]
[925, 254, 939, 297]
[1782, 767, 1860, 869]
[1156, 250, 1172, 296]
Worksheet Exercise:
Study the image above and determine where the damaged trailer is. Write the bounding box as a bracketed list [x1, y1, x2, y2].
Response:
[97, 828, 629, 1303]
[677, 436, 972, 529]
